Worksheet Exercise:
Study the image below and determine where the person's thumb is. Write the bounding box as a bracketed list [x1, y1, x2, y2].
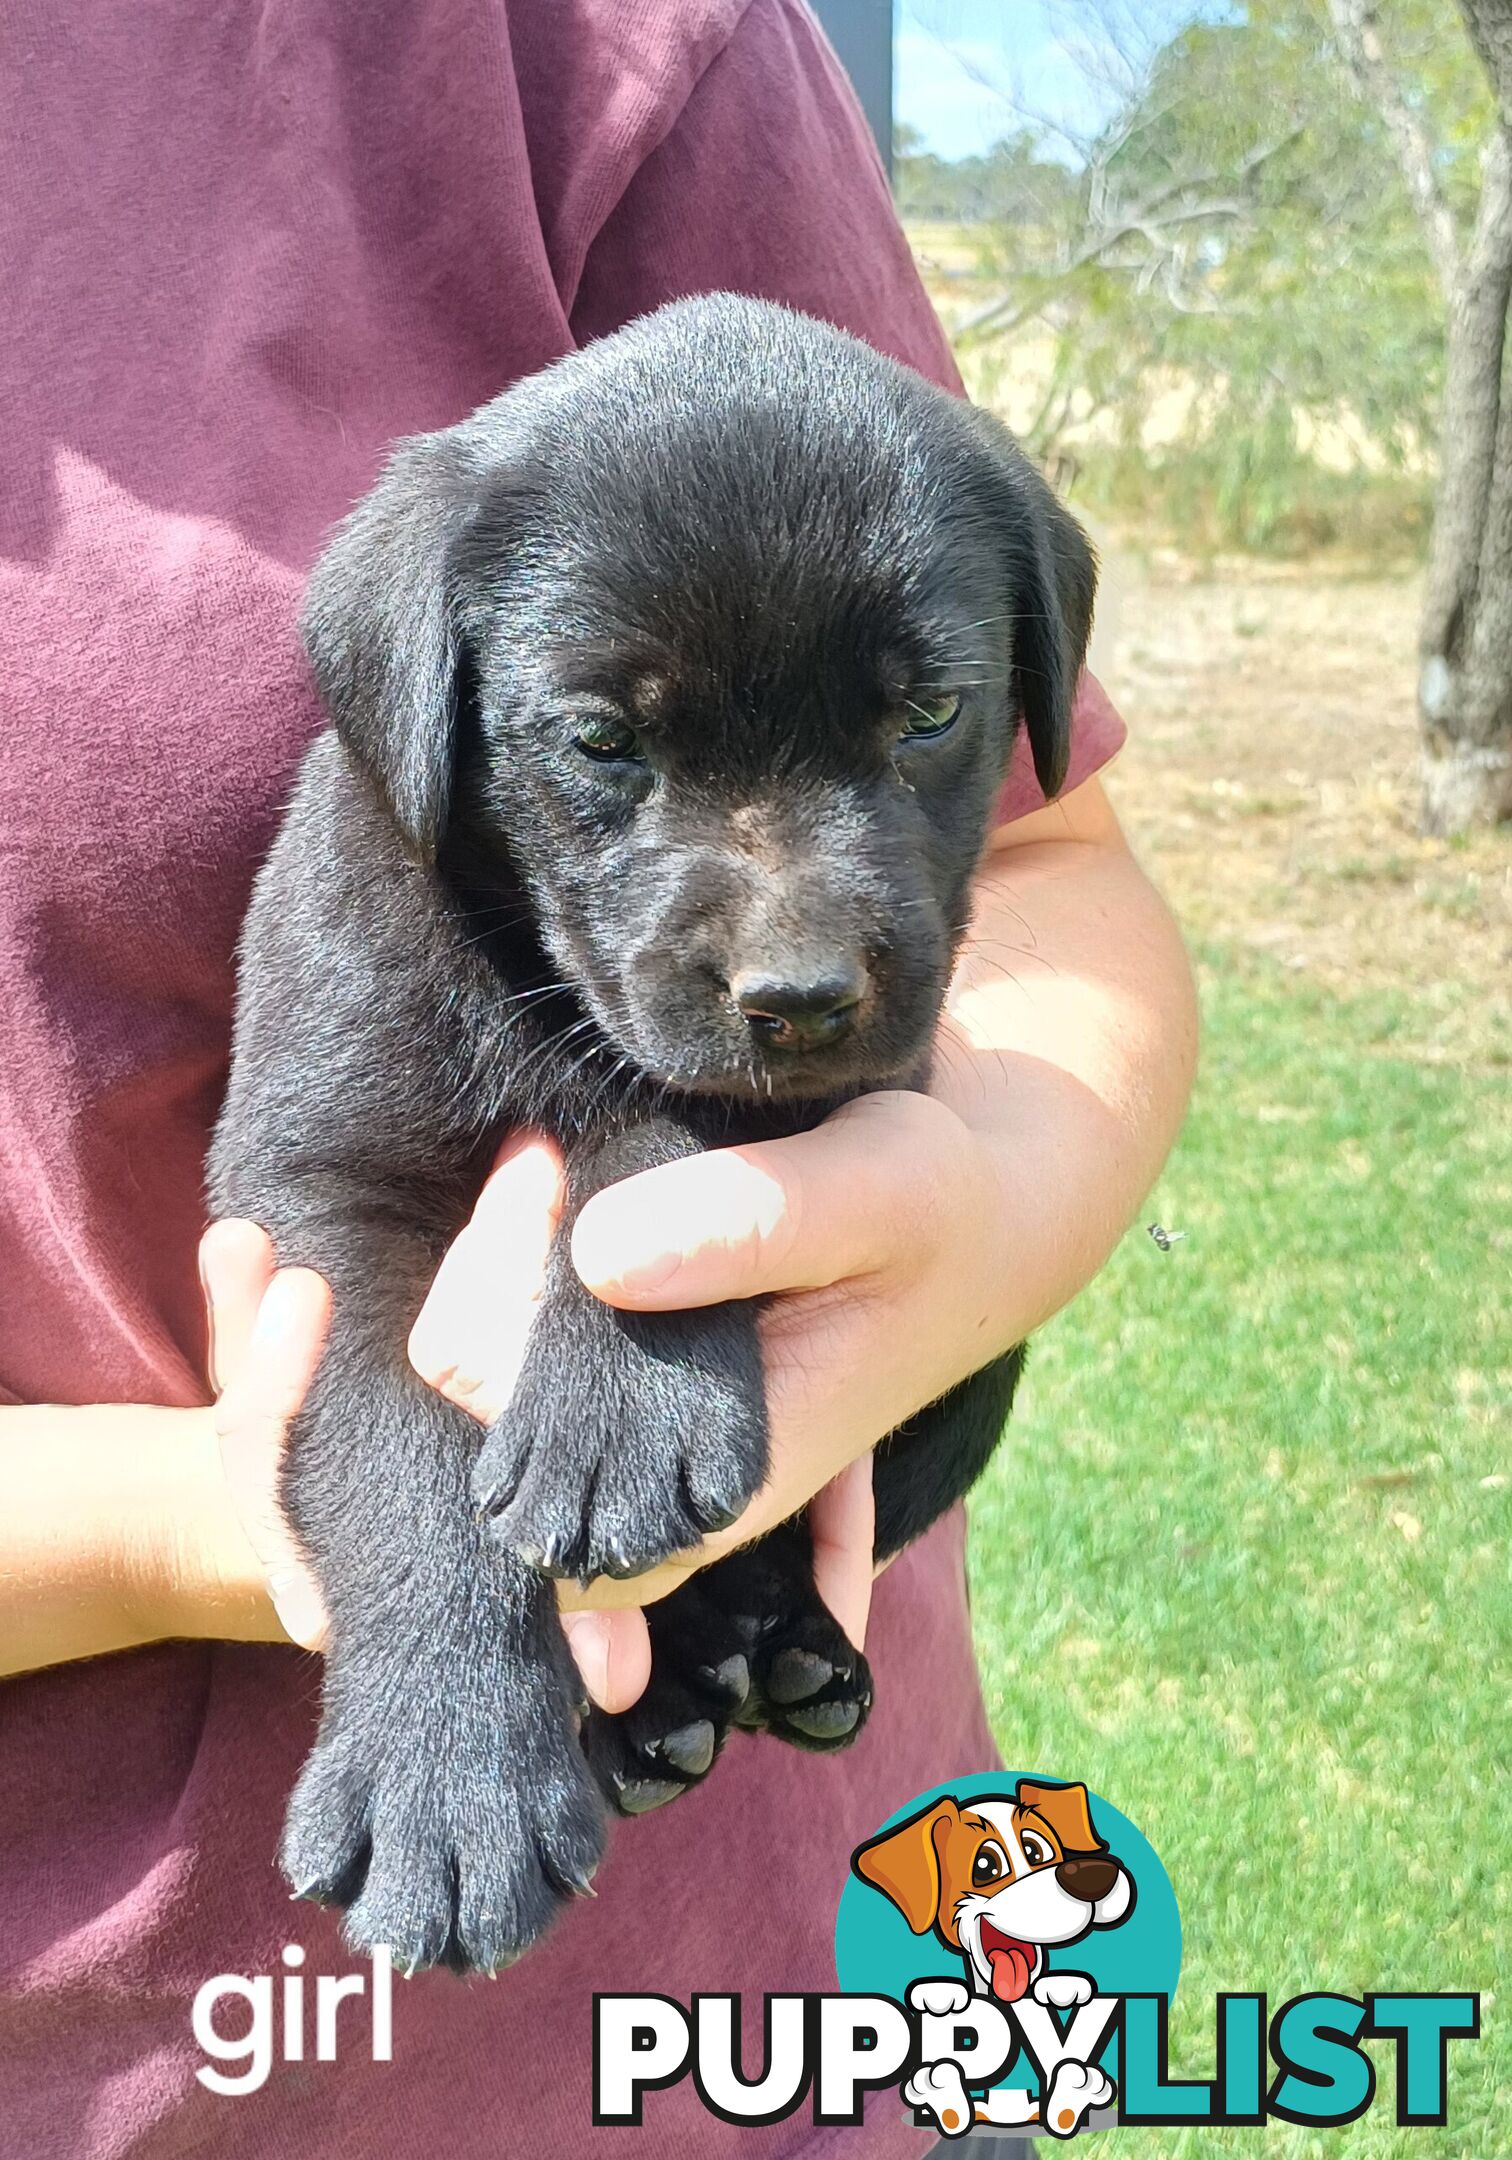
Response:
[570, 1092, 961, 1311]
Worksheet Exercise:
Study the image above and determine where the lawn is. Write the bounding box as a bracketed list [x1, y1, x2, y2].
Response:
[965, 562, 1509, 2157]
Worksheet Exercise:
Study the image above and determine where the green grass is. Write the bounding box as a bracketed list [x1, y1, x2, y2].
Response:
[967, 942, 1510, 2157]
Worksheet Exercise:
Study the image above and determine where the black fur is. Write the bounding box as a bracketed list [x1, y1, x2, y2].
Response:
[208, 295, 1095, 1974]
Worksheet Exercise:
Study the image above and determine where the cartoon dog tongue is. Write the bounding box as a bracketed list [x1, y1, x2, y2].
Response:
[981, 1929, 1034, 2003]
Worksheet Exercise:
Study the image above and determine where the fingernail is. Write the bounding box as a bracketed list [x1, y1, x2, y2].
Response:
[253, 1271, 302, 1349]
[199, 1250, 222, 1393]
[269, 1568, 328, 1651]
[485, 1138, 561, 1208]
[599, 1249, 681, 1298]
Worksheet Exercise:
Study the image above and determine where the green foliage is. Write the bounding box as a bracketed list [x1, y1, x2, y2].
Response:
[968, 939, 1511, 2153]
[1083, 432, 1435, 555]
[940, 0, 1494, 555]
[894, 123, 1077, 225]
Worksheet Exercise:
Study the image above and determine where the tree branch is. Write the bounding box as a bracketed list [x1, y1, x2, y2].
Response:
[956, 133, 1300, 344]
[1325, 0, 1461, 297]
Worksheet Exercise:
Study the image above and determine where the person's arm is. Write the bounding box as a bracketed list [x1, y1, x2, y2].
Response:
[0, 1402, 283, 1676]
[0, 1238, 333, 1680]
[939, 770, 1197, 1331]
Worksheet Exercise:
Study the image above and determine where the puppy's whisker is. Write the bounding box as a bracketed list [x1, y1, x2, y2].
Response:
[505, 1016, 604, 1109]
[968, 935, 1059, 979]
[462, 898, 536, 924]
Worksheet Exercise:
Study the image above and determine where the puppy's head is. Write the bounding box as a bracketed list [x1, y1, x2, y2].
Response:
[303, 296, 1095, 1101]
[853, 1782, 1133, 2003]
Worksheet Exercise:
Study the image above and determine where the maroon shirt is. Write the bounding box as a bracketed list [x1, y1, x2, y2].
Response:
[0, 3, 1124, 2153]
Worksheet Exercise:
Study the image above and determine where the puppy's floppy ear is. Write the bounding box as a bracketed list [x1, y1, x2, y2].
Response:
[1016, 1779, 1105, 1855]
[962, 407, 1097, 800]
[852, 1797, 959, 1933]
[300, 430, 482, 862]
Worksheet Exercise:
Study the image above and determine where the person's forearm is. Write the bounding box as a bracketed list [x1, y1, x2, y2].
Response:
[0, 1404, 281, 1677]
[936, 798, 1197, 1341]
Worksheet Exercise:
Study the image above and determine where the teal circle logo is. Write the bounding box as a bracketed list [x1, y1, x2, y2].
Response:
[835, 1772, 1180, 2103]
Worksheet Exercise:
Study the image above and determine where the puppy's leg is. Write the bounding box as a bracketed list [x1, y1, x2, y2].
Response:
[473, 1116, 768, 1582]
[275, 1216, 604, 1974]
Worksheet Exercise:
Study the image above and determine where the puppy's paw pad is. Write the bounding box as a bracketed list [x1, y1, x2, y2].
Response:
[752, 1624, 873, 1754]
[609, 1772, 687, 1816]
[588, 1688, 729, 1818]
[698, 1653, 751, 1709]
[1034, 1970, 1095, 2011]
[907, 1978, 973, 2018]
[658, 1719, 717, 1776]
[904, 2061, 975, 2137]
[765, 1647, 836, 1704]
[784, 1696, 862, 1741]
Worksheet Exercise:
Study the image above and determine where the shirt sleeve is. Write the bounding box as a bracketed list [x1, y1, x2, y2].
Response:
[569, 0, 1125, 823]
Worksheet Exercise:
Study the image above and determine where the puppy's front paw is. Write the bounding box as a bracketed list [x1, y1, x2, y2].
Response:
[1041, 2059, 1115, 2138]
[907, 1978, 974, 2019]
[474, 1290, 766, 1580]
[904, 2061, 976, 2138]
[1033, 1970, 1095, 2011]
[283, 1642, 603, 1975]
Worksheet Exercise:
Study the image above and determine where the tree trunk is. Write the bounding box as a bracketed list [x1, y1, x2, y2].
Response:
[1419, 1, 1512, 832]
[1419, 123, 1512, 832]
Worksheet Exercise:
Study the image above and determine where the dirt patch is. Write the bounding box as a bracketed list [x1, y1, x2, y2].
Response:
[1093, 552, 1511, 1067]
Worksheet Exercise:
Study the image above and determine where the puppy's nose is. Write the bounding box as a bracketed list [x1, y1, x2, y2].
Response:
[732, 964, 866, 1052]
[1055, 1856, 1119, 1904]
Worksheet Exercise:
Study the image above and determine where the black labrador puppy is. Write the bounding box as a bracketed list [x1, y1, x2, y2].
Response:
[209, 294, 1095, 1976]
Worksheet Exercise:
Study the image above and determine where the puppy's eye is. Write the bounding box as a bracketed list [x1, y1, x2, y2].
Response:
[900, 693, 962, 741]
[573, 715, 643, 763]
[1021, 1832, 1053, 1868]
[971, 1840, 1009, 1887]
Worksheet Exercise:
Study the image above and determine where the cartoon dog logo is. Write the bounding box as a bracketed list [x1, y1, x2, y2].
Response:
[852, 1780, 1134, 2138]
